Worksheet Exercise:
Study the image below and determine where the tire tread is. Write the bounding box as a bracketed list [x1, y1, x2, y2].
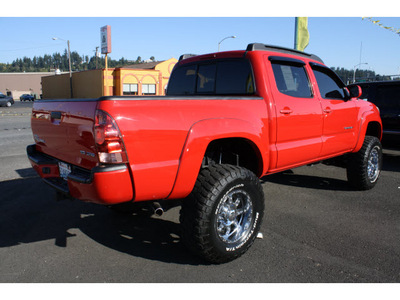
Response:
[180, 164, 264, 263]
[346, 135, 382, 190]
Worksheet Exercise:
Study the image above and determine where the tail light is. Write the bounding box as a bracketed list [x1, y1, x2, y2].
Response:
[94, 110, 128, 164]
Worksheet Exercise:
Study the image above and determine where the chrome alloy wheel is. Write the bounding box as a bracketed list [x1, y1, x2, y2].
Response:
[368, 146, 380, 183]
[216, 189, 254, 244]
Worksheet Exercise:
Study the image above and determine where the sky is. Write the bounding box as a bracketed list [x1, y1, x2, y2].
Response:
[1, 1, 400, 76]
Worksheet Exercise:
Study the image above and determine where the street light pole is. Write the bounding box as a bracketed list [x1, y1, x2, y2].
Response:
[218, 36, 236, 52]
[353, 62, 368, 83]
[52, 37, 73, 98]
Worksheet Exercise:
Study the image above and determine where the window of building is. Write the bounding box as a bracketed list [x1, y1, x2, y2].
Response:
[142, 84, 156, 95]
[271, 62, 312, 98]
[123, 83, 138, 95]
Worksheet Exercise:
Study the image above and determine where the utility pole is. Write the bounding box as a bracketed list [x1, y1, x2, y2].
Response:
[67, 40, 73, 98]
[52, 37, 73, 98]
[95, 46, 99, 69]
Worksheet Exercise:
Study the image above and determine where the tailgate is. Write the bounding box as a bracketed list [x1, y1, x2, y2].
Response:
[31, 99, 99, 170]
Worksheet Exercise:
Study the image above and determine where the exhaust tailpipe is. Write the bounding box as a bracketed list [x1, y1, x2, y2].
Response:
[153, 202, 164, 217]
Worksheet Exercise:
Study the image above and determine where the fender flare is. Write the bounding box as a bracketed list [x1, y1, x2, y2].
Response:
[167, 118, 269, 199]
[354, 110, 382, 153]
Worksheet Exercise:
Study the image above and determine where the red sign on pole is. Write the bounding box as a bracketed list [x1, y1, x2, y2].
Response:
[100, 25, 111, 54]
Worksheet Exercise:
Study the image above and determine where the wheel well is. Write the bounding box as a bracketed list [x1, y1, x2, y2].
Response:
[202, 138, 262, 176]
[366, 121, 382, 140]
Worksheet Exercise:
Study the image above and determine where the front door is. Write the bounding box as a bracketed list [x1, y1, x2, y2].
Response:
[311, 64, 358, 156]
[268, 57, 323, 169]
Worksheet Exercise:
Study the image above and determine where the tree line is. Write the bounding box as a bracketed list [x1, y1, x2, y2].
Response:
[0, 51, 397, 84]
[0, 50, 154, 73]
[330, 67, 395, 84]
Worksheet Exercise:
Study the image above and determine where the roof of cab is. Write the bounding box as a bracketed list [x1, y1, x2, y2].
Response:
[178, 43, 324, 64]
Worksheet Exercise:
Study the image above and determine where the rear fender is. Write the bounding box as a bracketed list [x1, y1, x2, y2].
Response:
[167, 118, 268, 199]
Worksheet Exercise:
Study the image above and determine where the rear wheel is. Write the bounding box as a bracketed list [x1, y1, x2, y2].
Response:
[180, 164, 264, 263]
[6, 101, 12, 107]
[346, 136, 382, 190]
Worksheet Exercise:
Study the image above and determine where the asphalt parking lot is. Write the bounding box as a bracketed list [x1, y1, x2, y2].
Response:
[0, 101, 399, 284]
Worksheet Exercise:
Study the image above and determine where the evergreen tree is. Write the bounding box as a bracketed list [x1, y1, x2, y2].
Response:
[0, 51, 159, 73]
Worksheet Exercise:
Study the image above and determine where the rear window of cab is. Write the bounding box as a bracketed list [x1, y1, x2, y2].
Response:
[167, 59, 255, 96]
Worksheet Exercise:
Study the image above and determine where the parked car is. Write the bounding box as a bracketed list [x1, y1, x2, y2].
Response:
[349, 81, 400, 146]
[0, 94, 14, 107]
[27, 43, 382, 263]
[20, 94, 35, 101]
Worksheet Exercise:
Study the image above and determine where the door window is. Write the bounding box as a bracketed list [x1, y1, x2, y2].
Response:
[312, 66, 346, 100]
[271, 62, 312, 98]
[376, 85, 400, 110]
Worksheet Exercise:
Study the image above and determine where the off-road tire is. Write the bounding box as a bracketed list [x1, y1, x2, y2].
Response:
[180, 164, 264, 264]
[346, 135, 382, 190]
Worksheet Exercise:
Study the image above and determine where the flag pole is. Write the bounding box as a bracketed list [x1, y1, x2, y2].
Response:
[294, 17, 298, 50]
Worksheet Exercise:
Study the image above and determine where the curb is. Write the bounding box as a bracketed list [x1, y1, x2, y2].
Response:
[0, 113, 31, 117]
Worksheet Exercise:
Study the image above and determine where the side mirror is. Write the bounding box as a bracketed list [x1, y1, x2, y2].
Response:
[343, 87, 351, 100]
[347, 85, 362, 98]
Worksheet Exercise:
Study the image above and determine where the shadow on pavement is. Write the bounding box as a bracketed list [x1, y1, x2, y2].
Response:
[261, 169, 352, 191]
[262, 150, 400, 189]
[382, 151, 400, 172]
[0, 177, 203, 265]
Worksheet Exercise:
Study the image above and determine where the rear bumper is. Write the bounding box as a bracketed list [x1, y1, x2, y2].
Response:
[27, 144, 134, 205]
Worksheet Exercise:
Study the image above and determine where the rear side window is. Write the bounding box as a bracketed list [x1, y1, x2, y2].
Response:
[376, 85, 400, 110]
[271, 62, 312, 98]
[167, 59, 254, 96]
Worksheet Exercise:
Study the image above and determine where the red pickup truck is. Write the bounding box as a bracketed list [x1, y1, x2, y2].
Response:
[27, 43, 382, 263]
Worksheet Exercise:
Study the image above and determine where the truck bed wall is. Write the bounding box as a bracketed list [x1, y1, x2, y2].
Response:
[97, 96, 269, 201]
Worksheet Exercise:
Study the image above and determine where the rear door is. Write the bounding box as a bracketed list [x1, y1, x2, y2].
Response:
[310, 63, 358, 156]
[267, 56, 323, 169]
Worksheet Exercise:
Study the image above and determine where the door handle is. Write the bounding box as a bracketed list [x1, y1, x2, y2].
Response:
[280, 109, 293, 115]
[50, 111, 62, 125]
[323, 108, 332, 114]
[50, 111, 62, 119]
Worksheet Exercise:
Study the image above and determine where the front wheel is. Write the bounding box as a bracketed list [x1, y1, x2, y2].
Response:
[180, 164, 264, 264]
[6, 101, 12, 107]
[346, 136, 382, 190]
